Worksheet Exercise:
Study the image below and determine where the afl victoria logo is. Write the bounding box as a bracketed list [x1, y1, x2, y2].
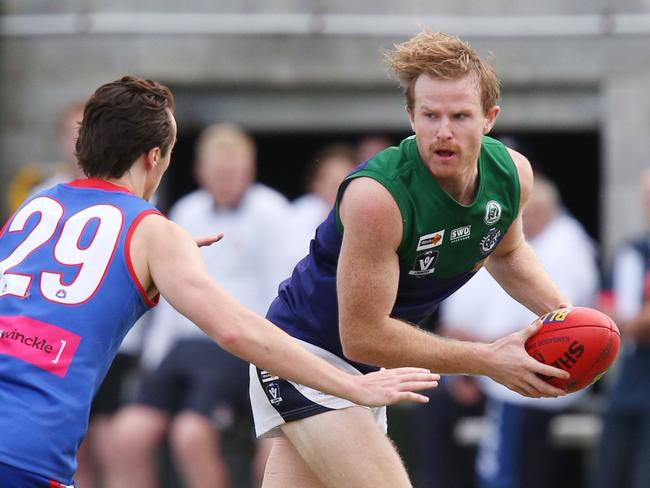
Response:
[484, 200, 502, 225]
[408, 250, 439, 277]
[266, 382, 283, 405]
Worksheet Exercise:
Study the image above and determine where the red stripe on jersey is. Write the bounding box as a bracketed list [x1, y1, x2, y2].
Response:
[125, 209, 163, 308]
[66, 178, 133, 194]
[49, 480, 72, 488]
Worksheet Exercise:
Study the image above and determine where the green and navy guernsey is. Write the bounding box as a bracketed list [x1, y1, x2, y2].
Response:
[267, 135, 520, 373]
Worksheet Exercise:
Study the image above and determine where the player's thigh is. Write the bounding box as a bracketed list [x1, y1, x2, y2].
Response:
[262, 437, 325, 488]
[280, 406, 412, 488]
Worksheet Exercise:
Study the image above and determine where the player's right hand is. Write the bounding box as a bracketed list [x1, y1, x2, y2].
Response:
[485, 320, 570, 398]
[349, 367, 440, 407]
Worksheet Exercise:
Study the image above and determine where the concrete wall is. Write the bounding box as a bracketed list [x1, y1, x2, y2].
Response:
[2, 1, 650, 253]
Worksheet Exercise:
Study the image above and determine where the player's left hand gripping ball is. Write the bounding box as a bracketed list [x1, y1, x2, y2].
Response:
[525, 307, 621, 393]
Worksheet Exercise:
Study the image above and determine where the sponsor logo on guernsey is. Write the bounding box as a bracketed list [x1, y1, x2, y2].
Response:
[0, 316, 81, 378]
[484, 200, 502, 225]
[409, 250, 439, 277]
[479, 228, 502, 255]
[450, 225, 471, 243]
[416, 230, 445, 251]
[266, 382, 283, 405]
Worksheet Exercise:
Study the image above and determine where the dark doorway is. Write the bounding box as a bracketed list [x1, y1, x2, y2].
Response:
[163, 129, 600, 242]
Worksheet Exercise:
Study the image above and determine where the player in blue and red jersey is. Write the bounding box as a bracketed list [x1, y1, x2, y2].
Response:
[0, 75, 438, 487]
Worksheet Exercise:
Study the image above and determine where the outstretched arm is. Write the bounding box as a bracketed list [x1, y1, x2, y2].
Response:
[336, 177, 568, 397]
[130, 214, 438, 407]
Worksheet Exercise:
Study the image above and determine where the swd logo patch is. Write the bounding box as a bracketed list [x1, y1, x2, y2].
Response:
[450, 225, 471, 243]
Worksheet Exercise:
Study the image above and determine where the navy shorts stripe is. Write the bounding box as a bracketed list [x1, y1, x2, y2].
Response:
[255, 367, 334, 422]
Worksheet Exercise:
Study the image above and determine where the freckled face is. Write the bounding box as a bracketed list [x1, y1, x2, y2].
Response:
[407, 74, 499, 181]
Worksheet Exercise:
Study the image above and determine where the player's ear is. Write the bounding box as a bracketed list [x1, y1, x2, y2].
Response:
[406, 105, 416, 132]
[145, 147, 162, 169]
[483, 105, 500, 134]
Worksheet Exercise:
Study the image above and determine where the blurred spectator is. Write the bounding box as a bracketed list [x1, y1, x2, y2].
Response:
[411, 175, 599, 488]
[290, 143, 356, 258]
[590, 168, 650, 488]
[26, 101, 86, 198]
[6, 164, 43, 214]
[105, 123, 293, 488]
[355, 134, 394, 162]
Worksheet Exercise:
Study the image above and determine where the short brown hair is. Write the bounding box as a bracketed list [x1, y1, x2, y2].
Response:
[195, 123, 256, 161]
[383, 31, 500, 113]
[76, 75, 175, 178]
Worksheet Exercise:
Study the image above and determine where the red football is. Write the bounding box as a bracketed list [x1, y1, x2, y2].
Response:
[525, 307, 621, 393]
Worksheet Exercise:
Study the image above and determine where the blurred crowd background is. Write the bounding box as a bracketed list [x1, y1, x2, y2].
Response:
[3, 2, 650, 488]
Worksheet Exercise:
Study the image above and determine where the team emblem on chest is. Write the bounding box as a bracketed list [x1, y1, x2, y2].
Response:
[479, 228, 502, 255]
[484, 200, 502, 225]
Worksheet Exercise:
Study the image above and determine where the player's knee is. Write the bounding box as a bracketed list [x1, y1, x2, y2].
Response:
[169, 411, 219, 458]
[109, 408, 165, 460]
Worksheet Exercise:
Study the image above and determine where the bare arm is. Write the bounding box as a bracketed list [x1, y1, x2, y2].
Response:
[485, 148, 570, 315]
[337, 177, 568, 397]
[129, 214, 438, 406]
[337, 177, 483, 372]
